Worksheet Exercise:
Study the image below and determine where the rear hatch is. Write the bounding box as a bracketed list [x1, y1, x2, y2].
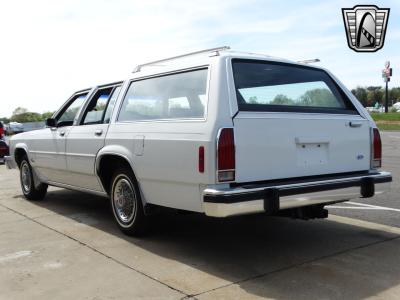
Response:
[231, 59, 371, 183]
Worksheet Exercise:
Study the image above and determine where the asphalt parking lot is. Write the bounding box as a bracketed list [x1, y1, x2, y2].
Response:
[329, 131, 400, 228]
[0, 132, 399, 299]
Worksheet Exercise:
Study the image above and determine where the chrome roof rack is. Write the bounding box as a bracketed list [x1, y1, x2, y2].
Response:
[297, 58, 321, 64]
[132, 46, 230, 73]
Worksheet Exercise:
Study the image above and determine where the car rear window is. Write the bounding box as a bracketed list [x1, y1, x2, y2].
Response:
[232, 59, 357, 114]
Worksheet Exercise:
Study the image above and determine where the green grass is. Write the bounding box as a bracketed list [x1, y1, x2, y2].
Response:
[370, 112, 400, 130]
[370, 112, 400, 121]
[376, 123, 400, 131]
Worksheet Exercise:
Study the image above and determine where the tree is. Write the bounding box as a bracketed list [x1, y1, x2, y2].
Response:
[11, 112, 42, 123]
[390, 87, 400, 103]
[12, 107, 28, 116]
[0, 117, 10, 123]
[9, 107, 56, 123]
[271, 94, 294, 105]
[248, 96, 259, 104]
[351, 87, 368, 106]
[41, 112, 54, 120]
[366, 86, 383, 107]
[298, 88, 337, 107]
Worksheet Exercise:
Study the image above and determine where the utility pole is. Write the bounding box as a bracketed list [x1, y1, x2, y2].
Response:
[385, 79, 389, 113]
[382, 61, 392, 113]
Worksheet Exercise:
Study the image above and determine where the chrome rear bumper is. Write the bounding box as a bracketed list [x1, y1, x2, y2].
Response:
[203, 171, 392, 217]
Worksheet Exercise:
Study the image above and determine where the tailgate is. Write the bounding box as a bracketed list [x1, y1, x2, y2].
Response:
[233, 114, 370, 182]
[230, 58, 370, 183]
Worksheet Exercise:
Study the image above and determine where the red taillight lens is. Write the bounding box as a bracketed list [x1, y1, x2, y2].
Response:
[372, 128, 382, 168]
[198, 146, 204, 173]
[217, 128, 235, 182]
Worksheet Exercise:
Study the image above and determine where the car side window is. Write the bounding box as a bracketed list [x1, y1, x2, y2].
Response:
[57, 93, 88, 127]
[118, 69, 208, 122]
[81, 86, 122, 125]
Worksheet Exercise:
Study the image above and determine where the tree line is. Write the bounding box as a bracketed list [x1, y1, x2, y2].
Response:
[248, 88, 339, 107]
[351, 86, 400, 107]
[247, 86, 400, 108]
[0, 107, 54, 124]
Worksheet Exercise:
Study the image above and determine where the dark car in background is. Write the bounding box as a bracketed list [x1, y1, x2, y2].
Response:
[0, 122, 4, 138]
[0, 122, 9, 163]
[0, 140, 9, 164]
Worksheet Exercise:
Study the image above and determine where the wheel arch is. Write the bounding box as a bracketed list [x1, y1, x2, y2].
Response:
[14, 144, 45, 189]
[95, 146, 139, 196]
[14, 143, 30, 167]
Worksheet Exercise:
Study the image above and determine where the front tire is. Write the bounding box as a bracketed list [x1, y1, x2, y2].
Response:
[110, 166, 148, 236]
[19, 156, 47, 200]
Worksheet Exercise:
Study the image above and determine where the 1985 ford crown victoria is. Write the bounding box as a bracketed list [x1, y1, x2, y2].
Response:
[5, 47, 392, 236]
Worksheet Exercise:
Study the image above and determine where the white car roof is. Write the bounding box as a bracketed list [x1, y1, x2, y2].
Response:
[89, 48, 324, 90]
[126, 48, 323, 81]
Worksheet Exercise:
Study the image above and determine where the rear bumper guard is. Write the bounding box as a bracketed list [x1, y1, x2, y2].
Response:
[203, 171, 392, 217]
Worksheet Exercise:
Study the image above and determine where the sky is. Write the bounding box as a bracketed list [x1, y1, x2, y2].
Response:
[0, 0, 399, 117]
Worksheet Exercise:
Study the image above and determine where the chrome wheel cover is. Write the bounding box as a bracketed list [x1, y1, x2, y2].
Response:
[113, 177, 136, 224]
[20, 162, 31, 193]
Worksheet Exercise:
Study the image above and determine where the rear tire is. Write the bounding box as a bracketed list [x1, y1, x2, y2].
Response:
[110, 166, 148, 236]
[19, 156, 47, 201]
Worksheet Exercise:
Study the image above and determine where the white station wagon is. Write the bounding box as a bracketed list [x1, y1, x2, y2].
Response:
[5, 47, 392, 236]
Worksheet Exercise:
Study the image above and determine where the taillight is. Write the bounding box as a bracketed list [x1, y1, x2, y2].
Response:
[372, 128, 382, 169]
[217, 128, 235, 182]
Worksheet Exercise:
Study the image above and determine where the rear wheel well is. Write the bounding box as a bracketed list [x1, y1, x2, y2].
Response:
[15, 148, 28, 167]
[97, 155, 134, 195]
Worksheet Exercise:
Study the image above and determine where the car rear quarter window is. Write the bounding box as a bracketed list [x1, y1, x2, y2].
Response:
[232, 59, 357, 114]
[118, 68, 208, 122]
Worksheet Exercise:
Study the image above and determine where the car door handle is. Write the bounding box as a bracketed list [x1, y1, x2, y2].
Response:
[59, 131, 66, 136]
[94, 129, 103, 136]
[349, 121, 362, 128]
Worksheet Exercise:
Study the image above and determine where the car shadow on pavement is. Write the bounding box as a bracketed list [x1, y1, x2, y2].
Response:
[28, 188, 400, 299]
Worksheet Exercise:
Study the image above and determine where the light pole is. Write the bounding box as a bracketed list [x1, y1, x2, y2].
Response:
[382, 61, 393, 113]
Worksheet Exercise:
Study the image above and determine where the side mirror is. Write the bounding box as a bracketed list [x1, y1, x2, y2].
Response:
[46, 118, 57, 128]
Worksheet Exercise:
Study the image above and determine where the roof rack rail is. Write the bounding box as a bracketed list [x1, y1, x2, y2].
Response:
[297, 58, 320, 64]
[132, 46, 230, 73]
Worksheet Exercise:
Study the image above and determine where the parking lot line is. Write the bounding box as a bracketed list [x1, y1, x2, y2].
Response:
[329, 206, 391, 210]
[346, 201, 400, 212]
[329, 202, 400, 212]
[329, 214, 400, 234]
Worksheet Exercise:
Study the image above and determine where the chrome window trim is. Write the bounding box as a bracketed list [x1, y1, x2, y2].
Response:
[77, 83, 123, 126]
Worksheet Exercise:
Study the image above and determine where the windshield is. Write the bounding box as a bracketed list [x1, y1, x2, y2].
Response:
[232, 59, 357, 114]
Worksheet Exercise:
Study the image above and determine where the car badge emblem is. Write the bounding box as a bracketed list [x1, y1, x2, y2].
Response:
[342, 5, 390, 52]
